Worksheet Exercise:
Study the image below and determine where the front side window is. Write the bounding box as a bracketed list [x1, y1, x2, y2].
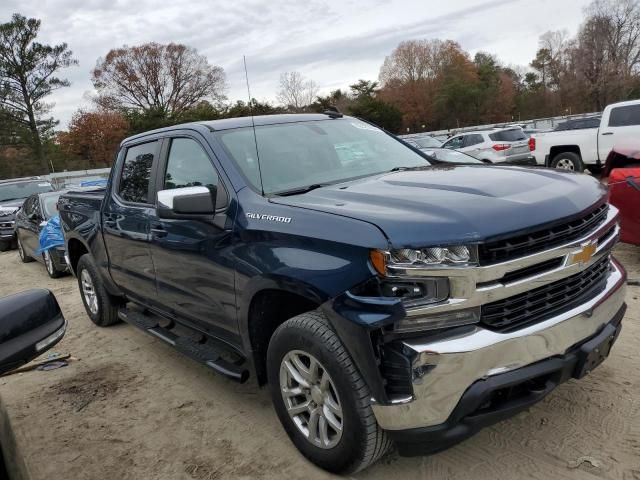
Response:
[609, 105, 640, 127]
[119, 142, 157, 203]
[444, 136, 463, 149]
[214, 119, 432, 195]
[164, 138, 218, 191]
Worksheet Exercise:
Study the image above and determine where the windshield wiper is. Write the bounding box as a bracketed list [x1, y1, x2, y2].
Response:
[388, 165, 430, 173]
[273, 184, 327, 196]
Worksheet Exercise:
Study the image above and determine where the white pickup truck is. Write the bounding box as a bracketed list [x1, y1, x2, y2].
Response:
[532, 99, 640, 172]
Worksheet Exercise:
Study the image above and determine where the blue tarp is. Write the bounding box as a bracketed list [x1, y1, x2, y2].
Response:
[36, 215, 65, 255]
[80, 179, 108, 187]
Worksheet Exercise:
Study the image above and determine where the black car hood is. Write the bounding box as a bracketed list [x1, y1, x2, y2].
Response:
[270, 166, 607, 248]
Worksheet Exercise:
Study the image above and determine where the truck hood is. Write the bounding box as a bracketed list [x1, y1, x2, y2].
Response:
[270, 165, 607, 248]
[0, 199, 24, 218]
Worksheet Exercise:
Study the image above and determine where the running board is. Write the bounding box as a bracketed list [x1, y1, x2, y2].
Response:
[118, 308, 249, 383]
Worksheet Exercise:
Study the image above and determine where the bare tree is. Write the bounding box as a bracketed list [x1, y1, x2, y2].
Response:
[276, 71, 319, 111]
[0, 14, 77, 172]
[92, 42, 226, 116]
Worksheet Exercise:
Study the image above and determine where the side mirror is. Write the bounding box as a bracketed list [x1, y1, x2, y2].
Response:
[0, 289, 66, 375]
[157, 186, 216, 219]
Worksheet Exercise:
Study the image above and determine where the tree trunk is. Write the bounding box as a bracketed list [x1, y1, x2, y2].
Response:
[25, 100, 48, 174]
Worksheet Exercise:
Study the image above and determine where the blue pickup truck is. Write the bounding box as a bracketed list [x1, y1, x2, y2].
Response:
[59, 113, 627, 473]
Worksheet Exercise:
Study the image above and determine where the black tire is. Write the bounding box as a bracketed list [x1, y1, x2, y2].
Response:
[267, 311, 391, 474]
[0, 240, 11, 252]
[76, 254, 121, 326]
[43, 250, 63, 279]
[551, 152, 583, 172]
[16, 235, 34, 263]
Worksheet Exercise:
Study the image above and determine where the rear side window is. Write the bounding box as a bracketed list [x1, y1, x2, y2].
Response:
[119, 141, 157, 203]
[609, 105, 640, 127]
[463, 134, 484, 147]
[489, 129, 526, 142]
[164, 138, 218, 191]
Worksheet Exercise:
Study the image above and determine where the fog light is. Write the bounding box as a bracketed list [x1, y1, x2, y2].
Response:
[395, 307, 480, 333]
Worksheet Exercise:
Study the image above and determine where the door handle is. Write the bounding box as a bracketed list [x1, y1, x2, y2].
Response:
[601, 132, 614, 136]
[150, 227, 168, 238]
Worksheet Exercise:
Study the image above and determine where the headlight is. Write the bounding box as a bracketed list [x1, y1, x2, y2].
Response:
[370, 245, 477, 276]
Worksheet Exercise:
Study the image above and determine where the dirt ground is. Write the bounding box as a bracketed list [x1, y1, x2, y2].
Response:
[0, 245, 638, 480]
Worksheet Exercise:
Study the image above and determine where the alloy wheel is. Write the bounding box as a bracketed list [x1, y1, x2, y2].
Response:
[44, 251, 54, 275]
[80, 269, 99, 315]
[555, 158, 575, 170]
[279, 350, 344, 449]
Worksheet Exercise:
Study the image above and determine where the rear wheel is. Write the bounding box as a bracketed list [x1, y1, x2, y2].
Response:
[76, 254, 121, 326]
[17, 235, 34, 263]
[551, 152, 583, 172]
[43, 250, 63, 278]
[267, 311, 391, 474]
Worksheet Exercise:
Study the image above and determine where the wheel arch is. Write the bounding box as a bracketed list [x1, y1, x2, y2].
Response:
[549, 145, 582, 163]
[239, 276, 328, 385]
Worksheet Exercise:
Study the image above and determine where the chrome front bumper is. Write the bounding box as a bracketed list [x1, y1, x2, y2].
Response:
[371, 258, 627, 430]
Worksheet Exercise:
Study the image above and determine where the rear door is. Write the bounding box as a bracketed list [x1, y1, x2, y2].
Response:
[102, 139, 161, 302]
[16, 196, 41, 256]
[460, 134, 485, 158]
[148, 134, 239, 344]
[599, 103, 640, 160]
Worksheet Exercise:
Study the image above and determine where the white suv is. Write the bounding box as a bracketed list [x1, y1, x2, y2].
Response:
[442, 127, 535, 165]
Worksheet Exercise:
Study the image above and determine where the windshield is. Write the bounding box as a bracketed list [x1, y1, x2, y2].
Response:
[214, 119, 432, 195]
[420, 149, 484, 164]
[0, 181, 53, 203]
[42, 193, 63, 218]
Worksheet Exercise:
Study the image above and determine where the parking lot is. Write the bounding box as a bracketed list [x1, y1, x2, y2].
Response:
[0, 244, 637, 479]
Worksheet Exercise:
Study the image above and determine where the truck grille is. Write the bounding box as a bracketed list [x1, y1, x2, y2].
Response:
[479, 204, 608, 264]
[481, 255, 611, 332]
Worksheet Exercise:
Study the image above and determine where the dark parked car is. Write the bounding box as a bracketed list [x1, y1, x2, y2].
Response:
[0, 289, 66, 374]
[0, 178, 54, 251]
[59, 113, 625, 473]
[15, 190, 68, 278]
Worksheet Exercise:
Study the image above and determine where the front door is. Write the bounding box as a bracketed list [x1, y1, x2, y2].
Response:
[102, 140, 160, 302]
[148, 135, 238, 343]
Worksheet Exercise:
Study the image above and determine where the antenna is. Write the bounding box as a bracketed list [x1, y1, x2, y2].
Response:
[243, 55, 265, 196]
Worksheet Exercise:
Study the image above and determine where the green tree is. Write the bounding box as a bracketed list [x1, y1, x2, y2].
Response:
[0, 13, 77, 173]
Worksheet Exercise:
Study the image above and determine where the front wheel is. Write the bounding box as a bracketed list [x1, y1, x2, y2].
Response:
[76, 254, 121, 326]
[551, 152, 583, 172]
[267, 311, 391, 474]
[0, 240, 12, 252]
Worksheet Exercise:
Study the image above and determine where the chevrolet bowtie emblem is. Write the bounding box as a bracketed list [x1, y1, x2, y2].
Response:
[569, 242, 597, 266]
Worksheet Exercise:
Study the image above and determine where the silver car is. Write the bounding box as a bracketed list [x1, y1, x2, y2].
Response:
[442, 127, 536, 165]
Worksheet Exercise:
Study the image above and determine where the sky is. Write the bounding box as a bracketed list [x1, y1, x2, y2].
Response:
[2, 0, 594, 128]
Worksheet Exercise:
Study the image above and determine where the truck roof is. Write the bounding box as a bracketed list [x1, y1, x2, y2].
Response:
[123, 113, 344, 145]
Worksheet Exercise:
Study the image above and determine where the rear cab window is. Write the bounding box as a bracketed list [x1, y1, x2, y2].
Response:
[609, 105, 640, 127]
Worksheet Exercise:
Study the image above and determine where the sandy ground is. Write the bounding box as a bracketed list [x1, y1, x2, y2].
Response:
[0, 245, 638, 480]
